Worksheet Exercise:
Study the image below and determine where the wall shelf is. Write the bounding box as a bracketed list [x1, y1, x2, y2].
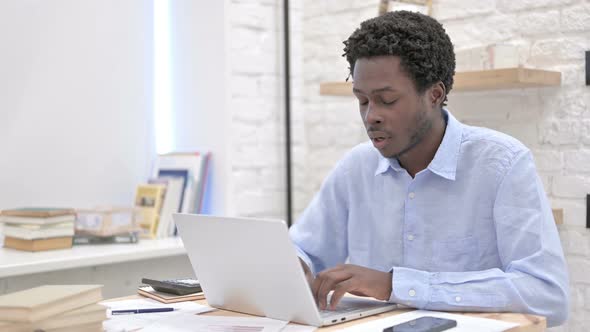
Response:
[319, 67, 562, 96]
[552, 208, 564, 225]
[0, 237, 186, 278]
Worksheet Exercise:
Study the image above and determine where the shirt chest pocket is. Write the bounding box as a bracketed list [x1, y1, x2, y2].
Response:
[430, 236, 478, 272]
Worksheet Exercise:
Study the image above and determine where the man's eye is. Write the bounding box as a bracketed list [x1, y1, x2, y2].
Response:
[383, 99, 397, 105]
[359, 100, 369, 106]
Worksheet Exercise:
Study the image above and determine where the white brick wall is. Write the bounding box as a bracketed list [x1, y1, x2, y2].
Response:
[299, 0, 590, 330]
[227, 0, 305, 220]
[562, 3, 590, 31]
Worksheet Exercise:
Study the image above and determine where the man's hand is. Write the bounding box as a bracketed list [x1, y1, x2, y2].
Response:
[312, 264, 392, 310]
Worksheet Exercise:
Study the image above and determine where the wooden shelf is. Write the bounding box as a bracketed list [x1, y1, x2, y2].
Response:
[454, 67, 562, 91]
[319, 67, 561, 96]
[552, 208, 564, 225]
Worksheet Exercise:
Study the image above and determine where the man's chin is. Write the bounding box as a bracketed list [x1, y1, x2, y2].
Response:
[375, 146, 398, 159]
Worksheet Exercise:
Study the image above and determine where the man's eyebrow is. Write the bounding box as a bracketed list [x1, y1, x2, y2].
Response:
[352, 86, 397, 94]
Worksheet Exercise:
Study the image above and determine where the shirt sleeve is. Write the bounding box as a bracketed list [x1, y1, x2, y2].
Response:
[289, 158, 350, 276]
[389, 150, 569, 327]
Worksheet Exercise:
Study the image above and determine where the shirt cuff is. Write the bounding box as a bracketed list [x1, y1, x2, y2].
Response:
[390, 267, 433, 308]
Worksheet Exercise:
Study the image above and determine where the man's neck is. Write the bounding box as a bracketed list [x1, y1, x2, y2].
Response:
[397, 114, 447, 178]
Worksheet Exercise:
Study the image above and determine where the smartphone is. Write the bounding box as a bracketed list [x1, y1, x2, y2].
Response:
[382, 316, 457, 332]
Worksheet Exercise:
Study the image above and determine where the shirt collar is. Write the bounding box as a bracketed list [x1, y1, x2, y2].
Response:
[374, 109, 463, 180]
[427, 109, 462, 180]
[374, 155, 404, 176]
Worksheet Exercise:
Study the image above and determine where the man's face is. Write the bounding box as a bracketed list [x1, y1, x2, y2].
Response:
[352, 56, 437, 158]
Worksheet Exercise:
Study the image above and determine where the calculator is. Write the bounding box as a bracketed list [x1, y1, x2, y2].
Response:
[141, 278, 202, 296]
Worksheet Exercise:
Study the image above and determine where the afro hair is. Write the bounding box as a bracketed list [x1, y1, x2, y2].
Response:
[343, 11, 455, 104]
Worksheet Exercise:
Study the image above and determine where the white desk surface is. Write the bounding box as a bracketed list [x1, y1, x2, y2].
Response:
[0, 237, 186, 278]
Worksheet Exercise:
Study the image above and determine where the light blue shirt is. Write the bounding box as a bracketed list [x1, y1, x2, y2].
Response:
[289, 110, 569, 327]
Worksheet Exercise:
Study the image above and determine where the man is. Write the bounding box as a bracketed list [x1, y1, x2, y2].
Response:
[289, 11, 569, 327]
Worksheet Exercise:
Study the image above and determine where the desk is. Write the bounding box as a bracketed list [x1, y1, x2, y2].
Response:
[112, 295, 546, 331]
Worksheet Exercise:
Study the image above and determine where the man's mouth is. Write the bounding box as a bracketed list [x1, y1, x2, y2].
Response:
[372, 136, 390, 148]
[368, 132, 391, 149]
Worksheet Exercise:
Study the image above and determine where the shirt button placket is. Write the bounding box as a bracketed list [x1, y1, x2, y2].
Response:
[403, 183, 417, 266]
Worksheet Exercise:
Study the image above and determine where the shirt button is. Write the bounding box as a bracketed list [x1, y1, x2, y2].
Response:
[407, 234, 414, 241]
[409, 289, 416, 297]
[408, 192, 415, 199]
[455, 296, 462, 302]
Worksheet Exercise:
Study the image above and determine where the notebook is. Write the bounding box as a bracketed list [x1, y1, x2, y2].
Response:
[137, 285, 205, 303]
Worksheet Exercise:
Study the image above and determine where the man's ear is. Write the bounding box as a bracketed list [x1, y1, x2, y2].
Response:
[429, 82, 446, 107]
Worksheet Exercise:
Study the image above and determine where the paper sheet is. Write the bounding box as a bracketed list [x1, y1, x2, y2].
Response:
[100, 298, 214, 332]
[280, 324, 317, 332]
[339, 310, 519, 332]
[141, 314, 288, 332]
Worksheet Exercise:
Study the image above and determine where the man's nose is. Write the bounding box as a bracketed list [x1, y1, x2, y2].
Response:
[364, 103, 383, 125]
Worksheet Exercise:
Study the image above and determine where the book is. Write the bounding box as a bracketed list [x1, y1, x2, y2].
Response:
[0, 285, 103, 322]
[0, 208, 76, 218]
[0, 304, 106, 332]
[73, 232, 138, 245]
[4, 236, 73, 252]
[153, 152, 209, 214]
[156, 169, 189, 213]
[149, 177, 184, 237]
[5, 222, 74, 230]
[134, 184, 166, 239]
[0, 214, 76, 225]
[3, 222, 74, 240]
[137, 285, 205, 304]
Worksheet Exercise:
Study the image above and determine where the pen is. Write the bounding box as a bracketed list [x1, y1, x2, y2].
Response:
[111, 307, 174, 315]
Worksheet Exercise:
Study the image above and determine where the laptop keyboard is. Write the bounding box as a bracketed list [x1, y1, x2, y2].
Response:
[319, 302, 374, 317]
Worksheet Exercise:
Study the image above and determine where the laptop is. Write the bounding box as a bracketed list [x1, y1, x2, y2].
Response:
[174, 214, 398, 326]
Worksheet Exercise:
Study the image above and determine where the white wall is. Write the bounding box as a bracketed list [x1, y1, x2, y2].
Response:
[0, 0, 303, 220]
[0, 0, 155, 209]
[168, 0, 232, 216]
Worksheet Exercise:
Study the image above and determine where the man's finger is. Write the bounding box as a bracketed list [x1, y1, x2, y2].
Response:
[316, 278, 335, 310]
[317, 273, 351, 310]
[311, 274, 323, 305]
[313, 270, 351, 309]
[329, 279, 356, 310]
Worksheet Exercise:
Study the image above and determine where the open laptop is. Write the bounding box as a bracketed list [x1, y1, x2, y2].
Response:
[174, 214, 398, 326]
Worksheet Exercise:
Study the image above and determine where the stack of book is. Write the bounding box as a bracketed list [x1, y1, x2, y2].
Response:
[0, 285, 105, 332]
[0, 208, 76, 251]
